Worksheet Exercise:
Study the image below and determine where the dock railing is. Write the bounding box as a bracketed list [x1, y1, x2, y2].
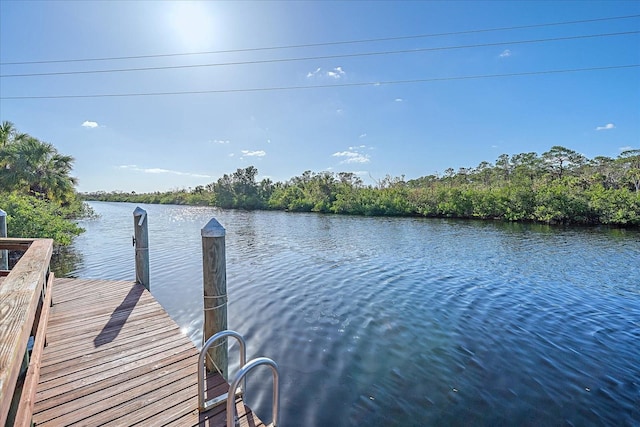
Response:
[0, 238, 53, 426]
[0, 210, 8, 270]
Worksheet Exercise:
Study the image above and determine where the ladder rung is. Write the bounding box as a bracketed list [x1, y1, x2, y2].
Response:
[202, 386, 243, 412]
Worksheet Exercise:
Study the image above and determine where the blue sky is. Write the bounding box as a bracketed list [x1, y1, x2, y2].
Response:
[1, 1, 639, 193]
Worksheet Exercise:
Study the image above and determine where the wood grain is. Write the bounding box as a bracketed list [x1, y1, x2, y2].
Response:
[202, 220, 228, 377]
[14, 272, 54, 426]
[0, 238, 52, 424]
[30, 277, 265, 427]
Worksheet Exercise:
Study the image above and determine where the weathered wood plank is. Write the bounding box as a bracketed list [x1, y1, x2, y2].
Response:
[45, 301, 164, 335]
[40, 324, 180, 368]
[33, 349, 196, 415]
[37, 361, 198, 425]
[43, 320, 180, 366]
[13, 272, 54, 427]
[133, 375, 229, 426]
[48, 279, 152, 307]
[0, 237, 33, 252]
[39, 328, 184, 377]
[80, 373, 200, 426]
[163, 395, 267, 427]
[30, 277, 265, 427]
[37, 339, 193, 391]
[100, 376, 228, 427]
[0, 238, 52, 425]
[45, 298, 161, 336]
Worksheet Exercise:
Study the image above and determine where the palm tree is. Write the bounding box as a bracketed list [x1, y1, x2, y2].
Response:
[0, 120, 28, 147]
[0, 135, 77, 203]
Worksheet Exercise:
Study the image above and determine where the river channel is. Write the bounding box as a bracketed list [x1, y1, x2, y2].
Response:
[52, 201, 640, 426]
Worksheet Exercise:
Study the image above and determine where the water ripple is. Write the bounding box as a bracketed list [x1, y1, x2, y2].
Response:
[52, 203, 640, 427]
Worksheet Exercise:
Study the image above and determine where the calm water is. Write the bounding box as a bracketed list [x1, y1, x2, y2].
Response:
[52, 201, 640, 426]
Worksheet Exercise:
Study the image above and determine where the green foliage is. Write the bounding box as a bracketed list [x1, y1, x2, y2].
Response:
[0, 122, 77, 205]
[1, 121, 88, 245]
[2, 192, 84, 245]
[617, 149, 640, 193]
[83, 145, 640, 227]
[586, 185, 640, 225]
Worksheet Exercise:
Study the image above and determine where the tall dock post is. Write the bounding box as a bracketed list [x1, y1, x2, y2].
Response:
[133, 207, 150, 290]
[0, 209, 7, 270]
[201, 218, 228, 378]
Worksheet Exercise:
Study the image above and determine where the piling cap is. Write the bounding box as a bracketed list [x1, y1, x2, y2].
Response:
[0, 209, 5, 217]
[133, 206, 147, 216]
[201, 218, 225, 237]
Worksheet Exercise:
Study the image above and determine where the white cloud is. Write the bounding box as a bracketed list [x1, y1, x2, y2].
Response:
[117, 165, 210, 178]
[336, 109, 344, 114]
[499, 49, 512, 58]
[307, 67, 322, 78]
[326, 67, 345, 79]
[333, 151, 358, 158]
[619, 146, 633, 151]
[82, 120, 99, 128]
[144, 168, 173, 174]
[348, 145, 366, 150]
[395, 98, 403, 102]
[596, 123, 615, 131]
[359, 133, 367, 138]
[212, 139, 230, 144]
[332, 150, 370, 164]
[307, 66, 346, 79]
[240, 150, 266, 157]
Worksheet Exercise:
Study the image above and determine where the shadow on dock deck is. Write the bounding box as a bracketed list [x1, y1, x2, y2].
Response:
[33, 277, 266, 427]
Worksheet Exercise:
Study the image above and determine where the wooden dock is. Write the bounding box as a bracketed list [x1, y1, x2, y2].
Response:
[0, 214, 279, 427]
[1, 233, 273, 427]
[32, 277, 266, 426]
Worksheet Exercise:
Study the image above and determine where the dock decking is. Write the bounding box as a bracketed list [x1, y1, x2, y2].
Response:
[32, 277, 265, 427]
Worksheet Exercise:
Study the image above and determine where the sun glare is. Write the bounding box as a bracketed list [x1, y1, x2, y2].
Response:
[167, 2, 217, 50]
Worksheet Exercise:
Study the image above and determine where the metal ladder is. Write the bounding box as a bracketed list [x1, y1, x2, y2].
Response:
[198, 330, 280, 427]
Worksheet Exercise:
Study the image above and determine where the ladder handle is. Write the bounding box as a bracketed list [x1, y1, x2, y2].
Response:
[199, 330, 247, 411]
[227, 357, 279, 427]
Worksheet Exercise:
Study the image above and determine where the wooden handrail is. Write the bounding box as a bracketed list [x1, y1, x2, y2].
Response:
[0, 238, 34, 252]
[14, 272, 54, 426]
[0, 238, 53, 425]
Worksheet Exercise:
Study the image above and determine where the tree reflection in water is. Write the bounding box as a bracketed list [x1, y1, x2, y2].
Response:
[51, 245, 83, 278]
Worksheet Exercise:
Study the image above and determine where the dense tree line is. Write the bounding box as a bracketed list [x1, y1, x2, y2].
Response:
[1, 121, 86, 245]
[85, 145, 640, 226]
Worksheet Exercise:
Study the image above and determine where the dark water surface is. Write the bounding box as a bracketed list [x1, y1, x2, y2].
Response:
[52, 201, 640, 426]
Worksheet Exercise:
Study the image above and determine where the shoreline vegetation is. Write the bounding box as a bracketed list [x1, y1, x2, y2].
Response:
[2, 120, 638, 246]
[85, 146, 640, 227]
[1, 121, 87, 245]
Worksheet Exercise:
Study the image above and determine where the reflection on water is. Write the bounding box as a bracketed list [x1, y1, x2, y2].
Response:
[51, 246, 84, 277]
[52, 202, 640, 426]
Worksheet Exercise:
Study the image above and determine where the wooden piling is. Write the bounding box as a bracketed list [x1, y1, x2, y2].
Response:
[201, 218, 228, 378]
[133, 207, 150, 290]
[0, 209, 7, 271]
